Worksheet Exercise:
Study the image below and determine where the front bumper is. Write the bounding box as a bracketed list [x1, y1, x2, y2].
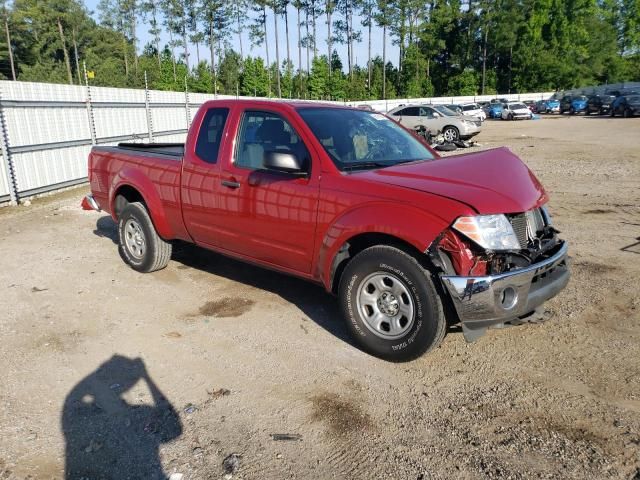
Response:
[440, 241, 569, 341]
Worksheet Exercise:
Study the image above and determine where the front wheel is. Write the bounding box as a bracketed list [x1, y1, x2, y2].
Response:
[338, 246, 446, 361]
[442, 126, 459, 142]
[118, 201, 172, 273]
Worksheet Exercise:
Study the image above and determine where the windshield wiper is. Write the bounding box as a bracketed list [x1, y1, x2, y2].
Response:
[342, 159, 419, 171]
[342, 161, 392, 171]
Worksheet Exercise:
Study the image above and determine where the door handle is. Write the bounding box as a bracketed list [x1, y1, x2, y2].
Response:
[221, 179, 241, 189]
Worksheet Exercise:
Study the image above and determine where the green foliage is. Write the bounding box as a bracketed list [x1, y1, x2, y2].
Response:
[0, 0, 638, 100]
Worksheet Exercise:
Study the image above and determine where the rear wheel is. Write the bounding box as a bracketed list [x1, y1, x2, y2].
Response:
[442, 126, 459, 142]
[118, 201, 172, 273]
[338, 246, 446, 361]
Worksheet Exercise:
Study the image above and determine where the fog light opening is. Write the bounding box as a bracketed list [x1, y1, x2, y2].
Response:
[500, 286, 518, 310]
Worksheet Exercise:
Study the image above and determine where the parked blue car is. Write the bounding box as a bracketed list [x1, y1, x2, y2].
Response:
[560, 95, 588, 114]
[487, 103, 503, 118]
[538, 99, 560, 113]
[611, 91, 639, 116]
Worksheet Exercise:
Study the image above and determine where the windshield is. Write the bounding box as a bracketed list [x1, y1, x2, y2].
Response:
[628, 96, 640, 102]
[573, 96, 587, 101]
[297, 108, 435, 170]
[462, 104, 478, 111]
[510, 103, 527, 109]
[433, 105, 458, 116]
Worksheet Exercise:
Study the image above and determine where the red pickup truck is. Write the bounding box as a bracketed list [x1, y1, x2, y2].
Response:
[82, 99, 569, 361]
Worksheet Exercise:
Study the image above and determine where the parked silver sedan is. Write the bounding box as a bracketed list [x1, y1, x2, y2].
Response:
[388, 104, 482, 142]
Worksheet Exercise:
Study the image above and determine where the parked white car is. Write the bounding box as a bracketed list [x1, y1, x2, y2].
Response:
[501, 102, 533, 120]
[388, 104, 482, 142]
[460, 103, 486, 122]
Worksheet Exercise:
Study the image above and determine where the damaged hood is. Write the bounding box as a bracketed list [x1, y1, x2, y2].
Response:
[357, 147, 548, 214]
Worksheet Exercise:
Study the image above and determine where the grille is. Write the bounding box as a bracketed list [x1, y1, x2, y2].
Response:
[509, 208, 546, 249]
[510, 213, 528, 248]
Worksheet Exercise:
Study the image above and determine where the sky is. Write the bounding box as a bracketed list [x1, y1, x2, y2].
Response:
[83, 0, 400, 72]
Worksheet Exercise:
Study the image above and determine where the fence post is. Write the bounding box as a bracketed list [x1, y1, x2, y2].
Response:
[83, 62, 97, 145]
[0, 90, 18, 204]
[184, 76, 191, 129]
[144, 71, 154, 142]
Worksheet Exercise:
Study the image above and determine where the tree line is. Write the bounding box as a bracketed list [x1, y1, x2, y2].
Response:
[1, 0, 639, 101]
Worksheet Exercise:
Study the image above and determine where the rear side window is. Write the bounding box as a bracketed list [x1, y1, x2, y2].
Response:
[195, 108, 229, 163]
[396, 107, 419, 116]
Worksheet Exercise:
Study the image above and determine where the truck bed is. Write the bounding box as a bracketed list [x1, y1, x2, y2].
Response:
[114, 142, 184, 158]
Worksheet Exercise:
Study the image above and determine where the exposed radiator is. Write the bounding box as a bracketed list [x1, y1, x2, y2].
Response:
[509, 208, 546, 249]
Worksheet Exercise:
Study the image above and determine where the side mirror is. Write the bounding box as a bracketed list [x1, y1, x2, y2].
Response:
[433, 112, 441, 118]
[264, 150, 306, 176]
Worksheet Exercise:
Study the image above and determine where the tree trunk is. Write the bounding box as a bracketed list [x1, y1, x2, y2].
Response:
[347, 0, 353, 79]
[237, 9, 244, 58]
[274, 4, 282, 97]
[481, 27, 488, 94]
[182, 17, 189, 71]
[326, 4, 332, 75]
[284, 5, 291, 70]
[367, 9, 371, 93]
[57, 17, 74, 85]
[169, 29, 177, 82]
[195, 41, 200, 65]
[131, 7, 138, 75]
[262, 7, 271, 96]
[297, 5, 303, 95]
[210, 21, 217, 94]
[156, 35, 161, 67]
[311, 0, 317, 59]
[305, 9, 310, 75]
[382, 24, 386, 99]
[5, 17, 16, 81]
[72, 28, 81, 85]
[508, 45, 512, 94]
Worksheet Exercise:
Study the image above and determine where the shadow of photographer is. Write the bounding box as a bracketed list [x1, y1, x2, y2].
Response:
[62, 355, 182, 479]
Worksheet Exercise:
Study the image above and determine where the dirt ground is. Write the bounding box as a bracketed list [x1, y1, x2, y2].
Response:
[1, 115, 639, 480]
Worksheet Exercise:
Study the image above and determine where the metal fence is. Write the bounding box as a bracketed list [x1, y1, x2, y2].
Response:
[0, 79, 559, 205]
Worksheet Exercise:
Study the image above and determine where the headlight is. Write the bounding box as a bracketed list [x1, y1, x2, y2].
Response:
[453, 214, 520, 251]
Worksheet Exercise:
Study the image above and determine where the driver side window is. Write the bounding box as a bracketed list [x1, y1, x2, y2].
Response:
[235, 111, 309, 171]
[419, 107, 435, 118]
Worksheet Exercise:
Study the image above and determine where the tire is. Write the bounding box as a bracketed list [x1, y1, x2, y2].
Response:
[435, 143, 457, 152]
[338, 245, 446, 361]
[442, 126, 459, 142]
[623, 108, 632, 118]
[118, 201, 172, 273]
[569, 107, 575, 115]
[610, 108, 615, 117]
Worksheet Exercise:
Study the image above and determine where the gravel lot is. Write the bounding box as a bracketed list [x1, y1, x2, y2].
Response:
[0, 115, 639, 480]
